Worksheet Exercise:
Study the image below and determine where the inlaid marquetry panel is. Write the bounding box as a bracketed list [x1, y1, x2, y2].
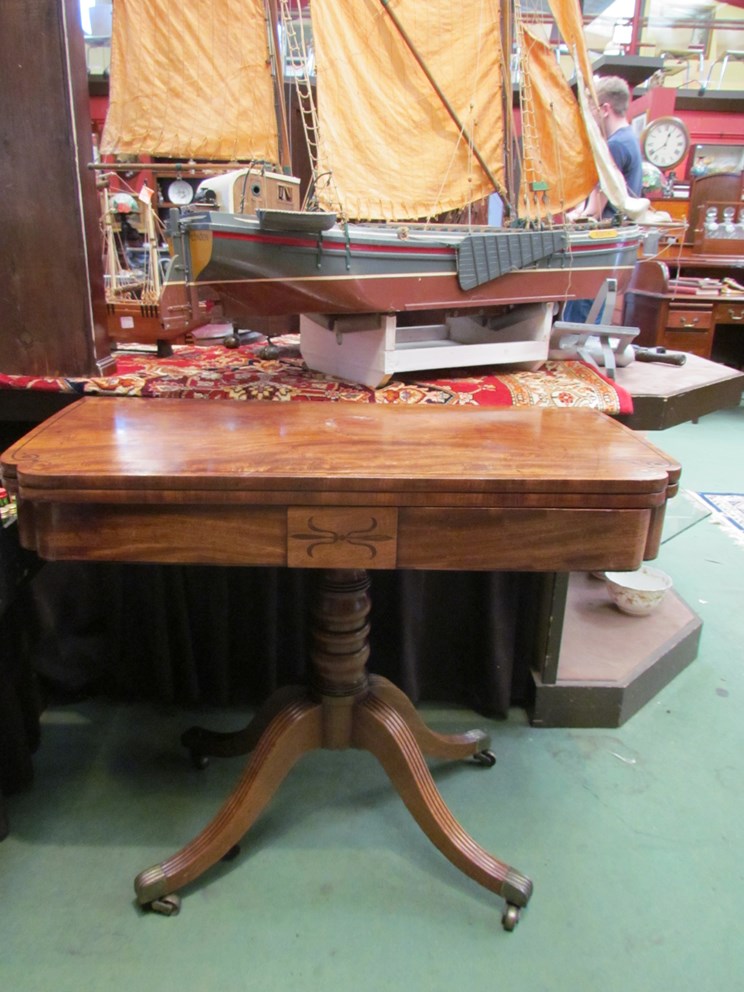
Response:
[287, 507, 398, 568]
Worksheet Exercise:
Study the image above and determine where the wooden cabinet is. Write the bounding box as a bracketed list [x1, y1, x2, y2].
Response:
[655, 302, 714, 358]
[623, 260, 744, 361]
[623, 264, 715, 358]
[0, 0, 113, 377]
[713, 299, 744, 327]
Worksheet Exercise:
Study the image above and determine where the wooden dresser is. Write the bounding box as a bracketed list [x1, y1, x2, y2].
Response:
[623, 258, 744, 360]
[626, 172, 744, 362]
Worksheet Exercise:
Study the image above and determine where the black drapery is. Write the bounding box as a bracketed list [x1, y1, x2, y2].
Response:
[30, 561, 533, 712]
[2, 558, 538, 825]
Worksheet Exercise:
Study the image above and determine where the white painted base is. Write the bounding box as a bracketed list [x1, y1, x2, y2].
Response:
[300, 302, 555, 389]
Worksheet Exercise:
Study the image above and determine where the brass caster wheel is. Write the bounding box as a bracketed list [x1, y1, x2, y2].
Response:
[472, 749, 496, 768]
[502, 903, 520, 931]
[223, 334, 240, 349]
[258, 341, 280, 359]
[189, 750, 209, 771]
[150, 893, 181, 917]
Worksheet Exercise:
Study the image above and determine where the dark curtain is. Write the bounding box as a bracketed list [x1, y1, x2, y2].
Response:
[0, 526, 42, 838]
[29, 561, 532, 713]
[0, 586, 42, 837]
[2, 558, 538, 824]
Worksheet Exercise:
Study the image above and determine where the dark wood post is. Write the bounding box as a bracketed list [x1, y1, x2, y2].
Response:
[0, 0, 113, 376]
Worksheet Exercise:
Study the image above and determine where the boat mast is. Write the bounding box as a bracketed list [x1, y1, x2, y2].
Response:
[377, 0, 508, 203]
[502, 0, 517, 219]
[264, 0, 293, 173]
[140, 186, 162, 304]
[101, 185, 120, 297]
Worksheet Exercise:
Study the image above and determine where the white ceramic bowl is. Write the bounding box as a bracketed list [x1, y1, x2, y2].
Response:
[604, 566, 673, 616]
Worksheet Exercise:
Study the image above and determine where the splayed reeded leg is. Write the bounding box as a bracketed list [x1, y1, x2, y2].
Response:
[353, 691, 532, 929]
[135, 697, 322, 912]
[368, 674, 494, 763]
[136, 568, 531, 928]
[180, 684, 307, 764]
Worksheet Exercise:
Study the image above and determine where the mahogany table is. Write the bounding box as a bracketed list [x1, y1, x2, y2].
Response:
[1, 398, 679, 931]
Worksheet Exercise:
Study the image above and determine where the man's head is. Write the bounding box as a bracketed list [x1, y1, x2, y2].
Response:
[594, 76, 631, 135]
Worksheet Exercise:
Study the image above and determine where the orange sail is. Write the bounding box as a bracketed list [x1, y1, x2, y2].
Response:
[517, 25, 598, 221]
[544, 0, 649, 220]
[100, 0, 280, 162]
[546, 0, 597, 108]
[310, 0, 507, 221]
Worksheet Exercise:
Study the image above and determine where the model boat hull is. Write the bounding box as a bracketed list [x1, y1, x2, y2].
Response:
[169, 211, 641, 325]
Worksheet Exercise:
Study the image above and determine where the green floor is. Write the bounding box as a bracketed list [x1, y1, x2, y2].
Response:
[2, 402, 743, 991]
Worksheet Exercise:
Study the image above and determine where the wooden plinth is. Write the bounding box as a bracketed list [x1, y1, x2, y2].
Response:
[530, 573, 702, 728]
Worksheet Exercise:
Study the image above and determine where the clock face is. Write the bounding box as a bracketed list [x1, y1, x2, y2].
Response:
[641, 117, 690, 170]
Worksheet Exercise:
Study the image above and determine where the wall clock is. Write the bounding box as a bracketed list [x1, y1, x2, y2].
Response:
[640, 116, 691, 171]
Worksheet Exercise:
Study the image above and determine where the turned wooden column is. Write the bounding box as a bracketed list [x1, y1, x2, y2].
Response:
[309, 568, 371, 748]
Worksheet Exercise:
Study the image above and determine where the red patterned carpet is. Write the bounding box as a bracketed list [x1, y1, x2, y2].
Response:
[0, 334, 632, 412]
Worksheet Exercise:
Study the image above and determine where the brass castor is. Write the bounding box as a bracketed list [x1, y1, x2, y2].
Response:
[502, 903, 520, 931]
[189, 750, 209, 770]
[149, 893, 181, 917]
[471, 749, 496, 768]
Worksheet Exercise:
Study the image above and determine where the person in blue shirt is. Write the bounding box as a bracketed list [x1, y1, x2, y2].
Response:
[562, 75, 642, 323]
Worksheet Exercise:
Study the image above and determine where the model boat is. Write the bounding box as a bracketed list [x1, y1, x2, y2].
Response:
[99, 0, 650, 377]
[99, 182, 171, 348]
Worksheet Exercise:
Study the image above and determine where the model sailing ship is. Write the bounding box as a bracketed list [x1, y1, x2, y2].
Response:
[100, 0, 650, 382]
[100, 181, 173, 348]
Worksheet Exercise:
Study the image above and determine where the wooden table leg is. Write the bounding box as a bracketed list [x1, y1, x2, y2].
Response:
[137, 567, 531, 929]
[352, 692, 532, 930]
[134, 696, 322, 913]
[180, 684, 307, 764]
[368, 675, 493, 763]
[311, 569, 531, 929]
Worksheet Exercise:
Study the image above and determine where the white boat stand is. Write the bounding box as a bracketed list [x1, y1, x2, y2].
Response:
[548, 278, 640, 380]
[300, 301, 556, 389]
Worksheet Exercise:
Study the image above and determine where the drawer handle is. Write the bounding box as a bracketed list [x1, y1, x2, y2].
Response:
[679, 316, 700, 327]
[727, 309, 743, 322]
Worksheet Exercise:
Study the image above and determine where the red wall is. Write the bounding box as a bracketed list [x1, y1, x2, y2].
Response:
[630, 86, 743, 179]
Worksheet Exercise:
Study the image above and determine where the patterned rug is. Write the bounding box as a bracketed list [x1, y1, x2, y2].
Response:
[0, 334, 632, 412]
[696, 492, 744, 548]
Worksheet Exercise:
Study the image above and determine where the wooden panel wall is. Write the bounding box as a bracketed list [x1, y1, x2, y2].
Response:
[0, 0, 112, 376]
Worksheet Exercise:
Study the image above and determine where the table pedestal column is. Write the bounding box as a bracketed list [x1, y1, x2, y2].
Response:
[135, 568, 533, 930]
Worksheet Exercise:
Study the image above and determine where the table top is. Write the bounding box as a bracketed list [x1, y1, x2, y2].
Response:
[1, 399, 680, 573]
[2, 398, 678, 505]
